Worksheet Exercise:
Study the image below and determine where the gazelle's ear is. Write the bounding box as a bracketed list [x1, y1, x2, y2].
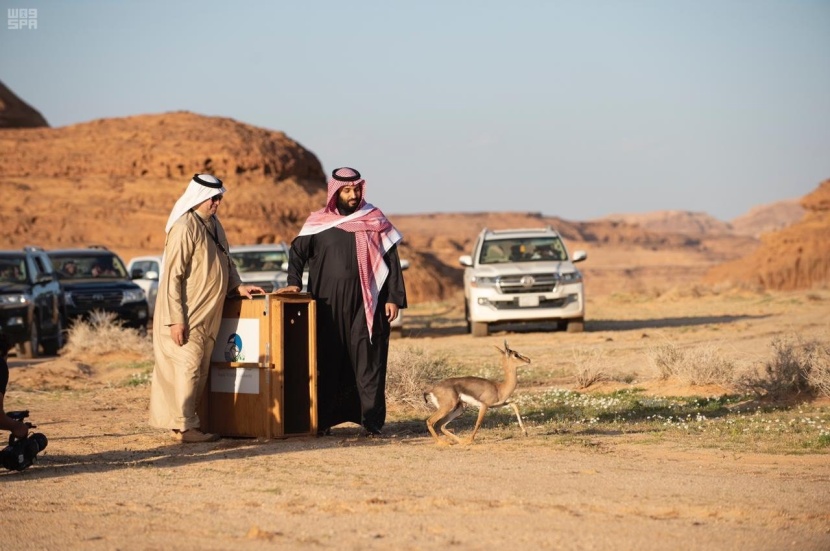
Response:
[493, 345, 505, 354]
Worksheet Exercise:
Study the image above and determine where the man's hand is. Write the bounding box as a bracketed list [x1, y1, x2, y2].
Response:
[237, 284, 266, 298]
[275, 285, 301, 294]
[385, 303, 399, 323]
[10, 420, 29, 440]
[170, 323, 188, 346]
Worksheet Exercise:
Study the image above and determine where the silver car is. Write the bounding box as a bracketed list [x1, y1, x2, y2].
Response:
[228, 243, 290, 293]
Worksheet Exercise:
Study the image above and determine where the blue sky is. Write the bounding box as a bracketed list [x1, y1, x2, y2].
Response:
[2, 1, 829, 221]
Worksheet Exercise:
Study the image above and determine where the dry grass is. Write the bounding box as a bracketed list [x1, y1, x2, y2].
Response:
[63, 310, 153, 357]
[571, 347, 608, 389]
[646, 335, 830, 397]
[646, 342, 737, 386]
[386, 345, 456, 413]
[737, 336, 830, 398]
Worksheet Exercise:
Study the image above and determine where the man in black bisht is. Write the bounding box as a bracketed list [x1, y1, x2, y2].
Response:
[277, 167, 407, 436]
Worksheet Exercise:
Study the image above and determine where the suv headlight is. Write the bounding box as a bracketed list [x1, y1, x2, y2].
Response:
[122, 289, 145, 304]
[0, 294, 30, 305]
[470, 275, 498, 288]
[560, 271, 583, 283]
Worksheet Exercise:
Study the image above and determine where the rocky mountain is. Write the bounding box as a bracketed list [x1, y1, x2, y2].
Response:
[729, 199, 806, 238]
[600, 210, 733, 236]
[704, 180, 830, 291]
[0, 80, 49, 128]
[0, 107, 825, 303]
[602, 201, 806, 239]
[1, 110, 328, 255]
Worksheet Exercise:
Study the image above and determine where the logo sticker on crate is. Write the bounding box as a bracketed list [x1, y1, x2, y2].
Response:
[212, 318, 260, 363]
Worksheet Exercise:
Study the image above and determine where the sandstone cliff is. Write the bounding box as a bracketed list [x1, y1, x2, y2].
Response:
[704, 180, 830, 290]
[0, 111, 327, 252]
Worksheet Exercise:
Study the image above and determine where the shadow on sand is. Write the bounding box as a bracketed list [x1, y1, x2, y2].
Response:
[0, 425, 398, 481]
[401, 313, 770, 338]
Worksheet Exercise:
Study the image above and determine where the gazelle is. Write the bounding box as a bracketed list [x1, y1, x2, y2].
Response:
[424, 340, 531, 445]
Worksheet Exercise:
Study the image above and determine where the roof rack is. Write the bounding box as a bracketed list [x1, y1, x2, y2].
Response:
[486, 227, 557, 235]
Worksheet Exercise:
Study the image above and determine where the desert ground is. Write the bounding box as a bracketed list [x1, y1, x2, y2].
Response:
[2, 288, 829, 551]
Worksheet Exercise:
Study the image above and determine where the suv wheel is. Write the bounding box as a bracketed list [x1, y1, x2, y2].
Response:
[566, 318, 585, 333]
[464, 301, 472, 334]
[19, 319, 40, 359]
[471, 321, 489, 338]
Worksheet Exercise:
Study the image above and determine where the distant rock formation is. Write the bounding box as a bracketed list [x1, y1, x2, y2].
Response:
[0, 110, 322, 188]
[704, 180, 830, 290]
[0, 110, 329, 265]
[0, 80, 49, 128]
[730, 199, 805, 238]
[2, 89, 823, 303]
[600, 210, 733, 236]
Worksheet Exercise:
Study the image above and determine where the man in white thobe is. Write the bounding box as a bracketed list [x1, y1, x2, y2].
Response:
[149, 174, 264, 443]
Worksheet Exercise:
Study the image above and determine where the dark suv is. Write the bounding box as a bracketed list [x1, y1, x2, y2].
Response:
[0, 247, 66, 358]
[47, 247, 150, 333]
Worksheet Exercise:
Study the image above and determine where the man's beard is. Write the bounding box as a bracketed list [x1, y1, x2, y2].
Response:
[337, 198, 359, 215]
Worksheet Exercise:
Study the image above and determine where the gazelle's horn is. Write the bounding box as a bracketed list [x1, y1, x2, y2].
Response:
[513, 350, 532, 363]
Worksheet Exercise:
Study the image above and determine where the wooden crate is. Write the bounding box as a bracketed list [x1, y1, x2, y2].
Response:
[202, 293, 317, 438]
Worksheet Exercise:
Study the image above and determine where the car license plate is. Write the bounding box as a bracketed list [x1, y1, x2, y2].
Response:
[518, 295, 539, 307]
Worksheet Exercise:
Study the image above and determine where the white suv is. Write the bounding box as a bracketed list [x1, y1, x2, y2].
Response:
[459, 227, 587, 337]
[127, 255, 163, 319]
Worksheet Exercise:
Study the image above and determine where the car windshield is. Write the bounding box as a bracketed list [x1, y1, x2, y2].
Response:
[50, 253, 129, 279]
[0, 257, 27, 283]
[478, 237, 567, 264]
[230, 250, 288, 272]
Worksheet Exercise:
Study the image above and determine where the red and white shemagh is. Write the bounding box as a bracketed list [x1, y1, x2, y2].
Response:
[298, 168, 402, 339]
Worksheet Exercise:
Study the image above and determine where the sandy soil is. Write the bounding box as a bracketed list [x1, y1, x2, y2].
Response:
[3, 290, 830, 551]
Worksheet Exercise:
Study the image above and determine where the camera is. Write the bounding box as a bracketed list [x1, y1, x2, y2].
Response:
[1, 410, 48, 472]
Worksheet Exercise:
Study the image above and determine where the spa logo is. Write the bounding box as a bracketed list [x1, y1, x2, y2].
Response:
[8, 8, 37, 30]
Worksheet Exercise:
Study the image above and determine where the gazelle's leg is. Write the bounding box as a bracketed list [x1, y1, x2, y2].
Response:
[426, 413, 443, 442]
[438, 403, 465, 445]
[427, 402, 457, 444]
[508, 402, 527, 436]
[466, 405, 489, 444]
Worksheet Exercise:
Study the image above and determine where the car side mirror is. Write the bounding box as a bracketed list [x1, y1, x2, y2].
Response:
[459, 255, 473, 267]
[400, 259, 410, 270]
[571, 250, 587, 263]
